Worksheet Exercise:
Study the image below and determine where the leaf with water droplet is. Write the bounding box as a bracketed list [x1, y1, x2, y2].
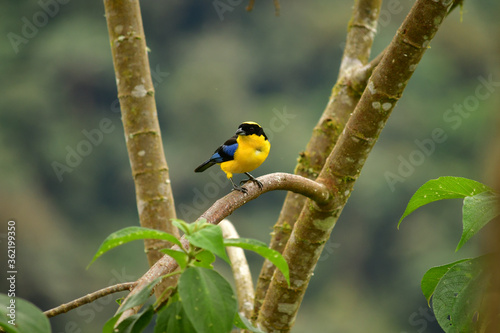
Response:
[398, 177, 498, 251]
[429, 256, 492, 332]
[398, 177, 492, 229]
[457, 191, 499, 251]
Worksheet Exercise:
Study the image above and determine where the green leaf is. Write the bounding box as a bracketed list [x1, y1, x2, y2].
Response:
[154, 301, 195, 333]
[179, 267, 237, 333]
[117, 276, 163, 314]
[398, 177, 498, 250]
[0, 322, 18, 333]
[224, 238, 290, 285]
[185, 224, 230, 264]
[192, 219, 210, 232]
[171, 219, 192, 235]
[88, 226, 182, 268]
[192, 250, 216, 269]
[172, 218, 208, 236]
[398, 177, 492, 228]
[432, 257, 488, 333]
[458, 191, 499, 251]
[160, 248, 189, 270]
[234, 312, 265, 333]
[421, 259, 470, 306]
[113, 306, 154, 333]
[102, 313, 121, 333]
[0, 294, 51, 333]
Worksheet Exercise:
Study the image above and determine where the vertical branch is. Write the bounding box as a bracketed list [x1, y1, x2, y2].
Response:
[220, 220, 254, 319]
[256, 0, 456, 331]
[253, 0, 382, 317]
[103, 1, 179, 265]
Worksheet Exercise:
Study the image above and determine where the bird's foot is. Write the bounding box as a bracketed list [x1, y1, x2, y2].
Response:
[241, 172, 263, 190]
[231, 184, 248, 194]
[239, 178, 263, 189]
[230, 178, 248, 194]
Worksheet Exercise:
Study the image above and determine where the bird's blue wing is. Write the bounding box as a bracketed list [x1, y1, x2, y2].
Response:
[209, 152, 224, 163]
[221, 142, 237, 159]
[210, 137, 238, 163]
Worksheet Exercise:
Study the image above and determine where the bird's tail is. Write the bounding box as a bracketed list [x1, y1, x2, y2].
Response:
[194, 160, 216, 173]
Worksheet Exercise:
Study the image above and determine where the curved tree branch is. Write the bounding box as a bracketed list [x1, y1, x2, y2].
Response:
[254, 0, 382, 317]
[200, 173, 330, 223]
[256, 0, 457, 331]
[116, 172, 330, 322]
[44, 282, 136, 318]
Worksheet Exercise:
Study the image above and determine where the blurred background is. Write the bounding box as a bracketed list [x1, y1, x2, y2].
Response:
[1, 0, 499, 332]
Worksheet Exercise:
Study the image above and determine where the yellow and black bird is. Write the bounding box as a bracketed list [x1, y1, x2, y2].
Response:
[195, 122, 270, 193]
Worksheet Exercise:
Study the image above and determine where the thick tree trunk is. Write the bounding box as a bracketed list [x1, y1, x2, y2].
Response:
[102, 0, 180, 301]
[256, 0, 456, 330]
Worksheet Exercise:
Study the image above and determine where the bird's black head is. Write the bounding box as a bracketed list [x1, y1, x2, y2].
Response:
[236, 122, 268, 140]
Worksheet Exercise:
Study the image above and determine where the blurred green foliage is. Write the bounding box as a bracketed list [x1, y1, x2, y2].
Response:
[0, 0, 499, 332]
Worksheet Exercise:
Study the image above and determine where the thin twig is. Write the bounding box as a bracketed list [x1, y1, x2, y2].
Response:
[246, 0, 280, 16]
[44, 282, 137, 318]
[246, 0, 255, 11]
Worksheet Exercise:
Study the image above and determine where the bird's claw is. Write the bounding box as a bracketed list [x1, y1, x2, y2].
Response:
[253, 178, 263, 189]
[230, 174, 262, 193]
[231, 185, 248, 194]
[240, 176, 263, 190]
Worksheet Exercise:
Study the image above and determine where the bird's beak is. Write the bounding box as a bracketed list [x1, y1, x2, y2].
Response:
[235, 128, 246, 136]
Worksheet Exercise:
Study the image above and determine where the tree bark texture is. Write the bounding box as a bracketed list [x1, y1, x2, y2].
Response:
[103, 0, 179, 267]
[253, 0, 382, 317]
[256, 0, 456, 331]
